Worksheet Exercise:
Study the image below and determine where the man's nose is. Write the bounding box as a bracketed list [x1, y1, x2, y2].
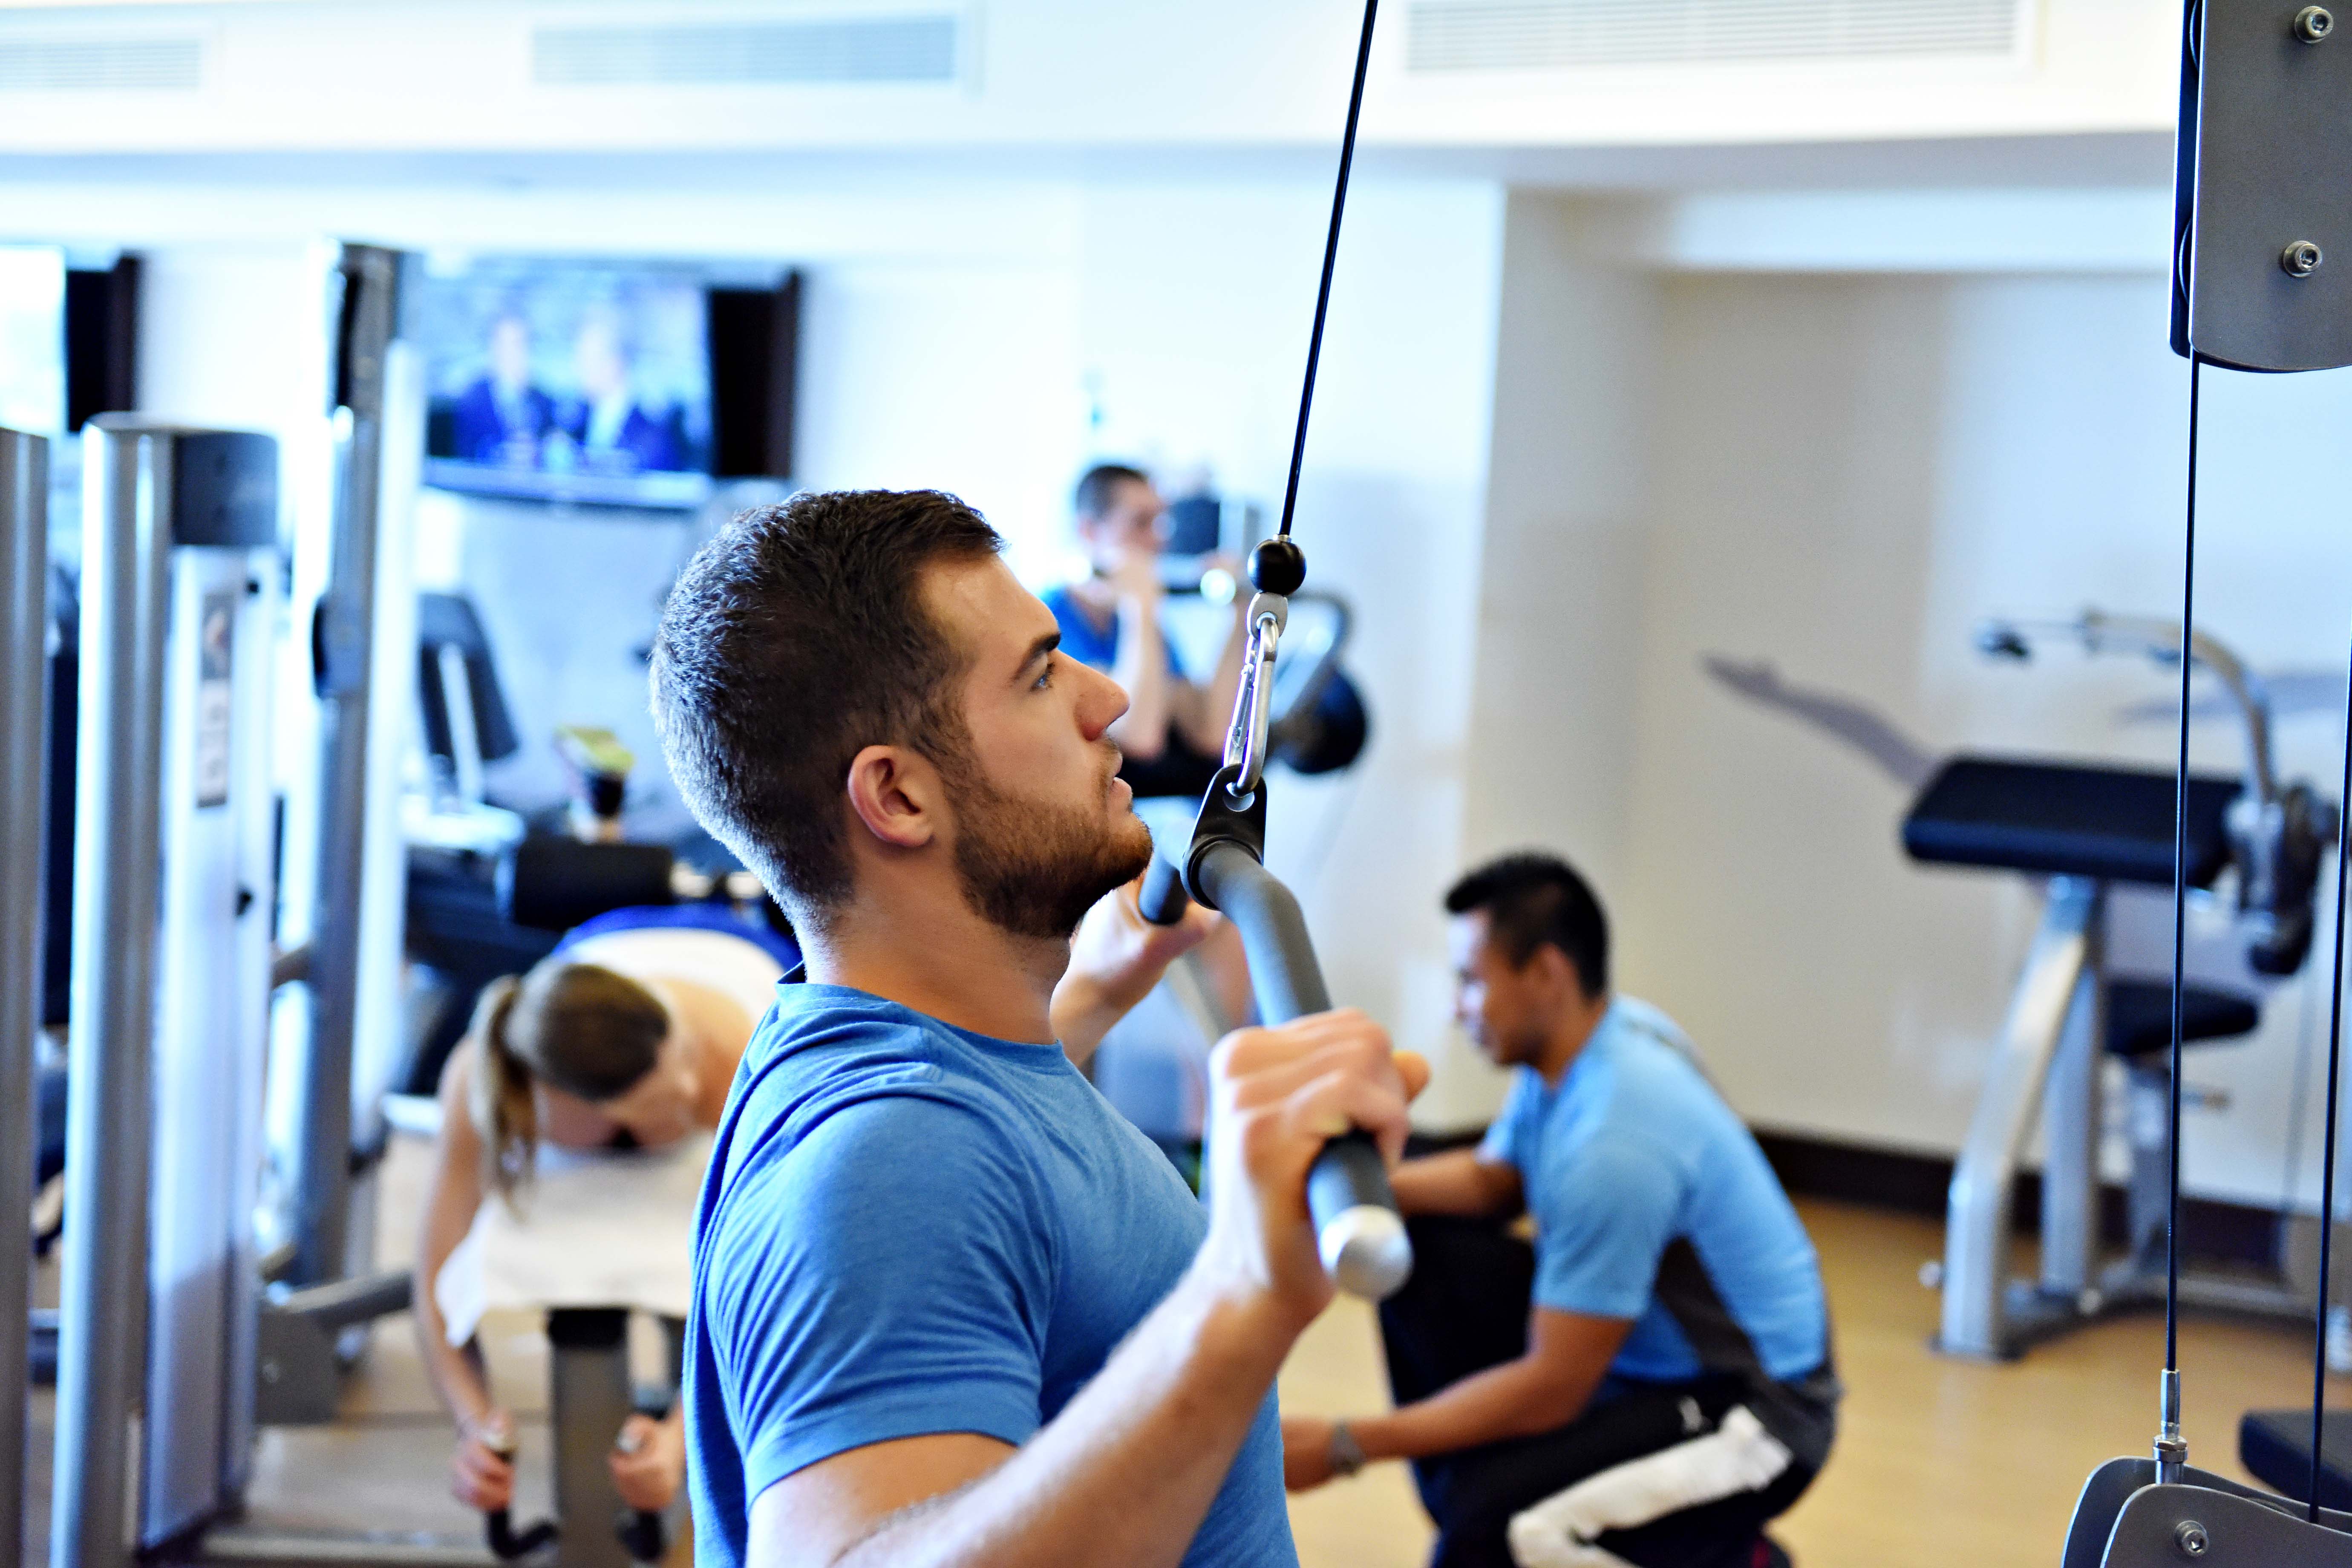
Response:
[1079, 663, 1131, 740]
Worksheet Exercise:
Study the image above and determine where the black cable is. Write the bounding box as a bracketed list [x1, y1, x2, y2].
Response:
[2167, 354, 2202, 1381]
[2310, 629, 2352, 1522]
[1276, 0, 1380, 542]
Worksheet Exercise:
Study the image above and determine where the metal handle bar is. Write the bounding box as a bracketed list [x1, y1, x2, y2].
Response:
[1977, 609, 2277, 807]
[1138, 845, 1411, 1300]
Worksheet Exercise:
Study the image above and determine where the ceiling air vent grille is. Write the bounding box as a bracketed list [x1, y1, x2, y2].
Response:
[1406, 0, 2020, 71]
[0, 35, 202, 92]
[533, 14, 960, 87]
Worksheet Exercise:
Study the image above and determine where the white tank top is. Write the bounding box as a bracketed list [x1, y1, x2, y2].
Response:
[434, 926, 784, 1344]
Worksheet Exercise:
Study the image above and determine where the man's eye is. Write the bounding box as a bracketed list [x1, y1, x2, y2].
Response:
[1033, 660, 1055, 690]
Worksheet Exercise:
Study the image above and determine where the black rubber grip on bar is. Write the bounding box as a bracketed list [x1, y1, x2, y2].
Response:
[1193, 843, 1409, 1297]
[1139, 853, 1189, 927]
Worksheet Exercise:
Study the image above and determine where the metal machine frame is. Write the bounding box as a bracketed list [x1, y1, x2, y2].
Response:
[2, 425, 52, 1568]
[1932, 617, 2329, 1360]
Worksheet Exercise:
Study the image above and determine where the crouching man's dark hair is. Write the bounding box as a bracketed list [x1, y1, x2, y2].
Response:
[649, 490, 1003, 927]
[1444, 852, 1610, 1000]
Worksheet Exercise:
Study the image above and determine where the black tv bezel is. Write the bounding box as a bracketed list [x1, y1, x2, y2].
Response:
[410, 258, 800, 514]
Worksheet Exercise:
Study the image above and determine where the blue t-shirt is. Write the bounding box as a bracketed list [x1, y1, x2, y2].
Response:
[1041, 582, 1183, 676]
[685, 983, 1295, 1568]
[1479, 997, 1830, 1398]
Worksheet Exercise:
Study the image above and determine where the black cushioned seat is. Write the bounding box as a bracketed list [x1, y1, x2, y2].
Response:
[2104, 980, 2260, 1059]
[2242, 1409, 2352, 1513]
[1902, 756, 2240, 887]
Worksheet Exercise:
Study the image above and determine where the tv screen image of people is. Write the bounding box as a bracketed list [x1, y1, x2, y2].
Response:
[416, 258, 714, 510]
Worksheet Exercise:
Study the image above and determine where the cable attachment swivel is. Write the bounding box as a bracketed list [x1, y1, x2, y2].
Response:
[1221, 537, 1310, 803]
[1224, 595, 1288, 801]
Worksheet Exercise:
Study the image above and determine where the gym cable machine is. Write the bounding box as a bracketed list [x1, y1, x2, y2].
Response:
[2068, 0, 2352, 1560]
[1135, 0, 1415, 1304]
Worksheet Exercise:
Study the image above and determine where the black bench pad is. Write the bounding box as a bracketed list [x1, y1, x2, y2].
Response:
[1903, 755, 2239, 886]
[2105, 981, 2260, 1058]
[2242, 1409, 2352, 1513]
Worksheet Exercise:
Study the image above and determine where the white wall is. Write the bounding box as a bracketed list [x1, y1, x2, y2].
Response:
[0, 0, 2185, 159]
[1580, 266, 2352, 1211]
[796, 256, 1084, 578]
[1069, 176, 1510, 1124]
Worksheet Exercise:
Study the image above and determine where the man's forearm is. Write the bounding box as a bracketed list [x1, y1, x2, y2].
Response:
[1176, 614, 1250, 756]
[1388, 1151, 1519, 1218]
[1108, 605, 1173, 759]
[837, 1271, 1295, 1568]
[1352, 1358, 1592, 1464]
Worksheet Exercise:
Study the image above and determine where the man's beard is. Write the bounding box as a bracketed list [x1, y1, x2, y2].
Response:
[948, 755, 1154, 940]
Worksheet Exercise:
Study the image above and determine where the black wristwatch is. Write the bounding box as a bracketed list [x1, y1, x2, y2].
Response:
[1329, 1420, 1369, 1478]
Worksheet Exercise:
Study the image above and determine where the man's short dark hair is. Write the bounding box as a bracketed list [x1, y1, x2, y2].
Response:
[650, 490, 1003, 923]
[1072, 463, 1149, 521]
[1444, 852, 1609, 999]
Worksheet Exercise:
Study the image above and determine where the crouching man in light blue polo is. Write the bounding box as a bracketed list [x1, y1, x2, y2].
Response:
[1284, 853, 1836, 1568]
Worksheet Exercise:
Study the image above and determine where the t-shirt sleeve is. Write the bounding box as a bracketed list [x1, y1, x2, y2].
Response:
[1529, 1135, 1684, 1321]
[1477, 1074, 1532, 1169]
[700, 1089, 1054, 1503]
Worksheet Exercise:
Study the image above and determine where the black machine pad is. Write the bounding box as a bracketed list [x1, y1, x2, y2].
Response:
[2104, 980, 2260, 1058]
[1902, 756, 2239, 887]
[2242, 1409, 2352, 1513]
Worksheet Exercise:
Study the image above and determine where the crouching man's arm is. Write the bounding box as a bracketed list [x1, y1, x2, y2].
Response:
[1285, 1309, 1630, 1490]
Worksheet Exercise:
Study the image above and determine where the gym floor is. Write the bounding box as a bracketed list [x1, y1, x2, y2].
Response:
[16, 1138, 2343, 1568]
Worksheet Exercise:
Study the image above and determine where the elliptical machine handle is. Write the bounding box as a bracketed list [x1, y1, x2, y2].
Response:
[485, 1510, 557, 1562]
[476, 1424, 556, 1561]
[1142, 845, 1412, 1300]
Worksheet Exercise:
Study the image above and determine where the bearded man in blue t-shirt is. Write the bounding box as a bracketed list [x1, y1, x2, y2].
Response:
[1283, 853, 1837, 1568]
[649, 488, 1424, 1568]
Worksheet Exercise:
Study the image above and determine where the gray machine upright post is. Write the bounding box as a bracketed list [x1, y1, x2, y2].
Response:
[53, 422, 176, 1568]
[0, 427, 49, 1568]
[289, 244, 401, 1287]
[51, 418, 280, 1568]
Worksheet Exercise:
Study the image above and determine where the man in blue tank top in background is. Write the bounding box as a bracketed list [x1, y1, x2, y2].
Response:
[649, 489, 1425, 1568]
[1283, 853, 1837, 1568]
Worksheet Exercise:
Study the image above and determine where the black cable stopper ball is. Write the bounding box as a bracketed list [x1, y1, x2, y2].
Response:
[1250, 537, 1308, 596]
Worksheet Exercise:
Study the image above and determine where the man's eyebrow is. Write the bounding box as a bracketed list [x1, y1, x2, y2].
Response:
[1015, 629, 1061, 677]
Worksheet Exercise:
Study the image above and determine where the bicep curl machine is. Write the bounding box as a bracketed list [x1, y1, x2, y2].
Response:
[2067, 0, 2352, 1560]
[1134, 0, 1413, 1304]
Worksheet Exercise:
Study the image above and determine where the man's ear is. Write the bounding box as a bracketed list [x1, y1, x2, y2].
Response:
[843, 744, 942, 851]
[1528, 943, 1580, 1003]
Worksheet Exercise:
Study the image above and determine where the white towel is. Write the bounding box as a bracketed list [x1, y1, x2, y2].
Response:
[433, 925, 778, 1344]
[435, 1130, 712, 1346]
[1506, 1405, 1793, 1568]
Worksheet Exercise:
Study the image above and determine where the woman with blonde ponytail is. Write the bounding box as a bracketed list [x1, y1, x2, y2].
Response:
[410, 905, 798, 1523]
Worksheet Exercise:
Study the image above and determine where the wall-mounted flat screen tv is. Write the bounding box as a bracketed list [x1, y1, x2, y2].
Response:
[415, 256, 796, 511]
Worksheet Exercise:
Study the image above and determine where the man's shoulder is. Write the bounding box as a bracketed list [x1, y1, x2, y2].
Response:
[1551, 1006, 1717, 1164]
[721, 992, 1038, 1191]
[1594, 1000, 1718, 1103]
